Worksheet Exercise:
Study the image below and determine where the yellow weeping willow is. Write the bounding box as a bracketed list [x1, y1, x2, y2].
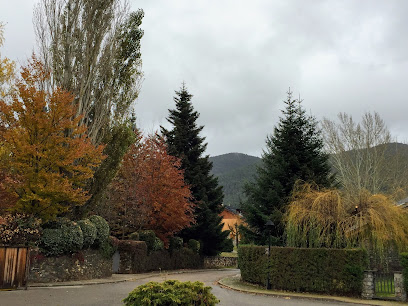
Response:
[284, 182, 408, 254]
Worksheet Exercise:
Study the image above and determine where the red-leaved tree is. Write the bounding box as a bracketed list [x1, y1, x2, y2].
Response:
[108, 133, 194, 243]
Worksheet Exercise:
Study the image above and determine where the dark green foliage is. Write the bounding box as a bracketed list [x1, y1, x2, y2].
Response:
[242, 90, 333, 244]
[89, 215, 110, 246]
[188, 239, 200, 253]
[99, 237, 118, 259]
[169, 236, 183, 252]
[222, 237, 234, 252]
[138, 230, 157, 252]
[118, 240, 203, 273]
[400, 253, 408, 294]
[153, 237, 164, 251]
[161, 84, 229, 256]
[40, 218, 84, 256]
[128, 232, 139, 241]
[238, 245, 367, 296]
[123, 280, 219, 306]
[77, 219, 97, 248]
[84, 122, 137, 216]
[210, 153, 261, 208]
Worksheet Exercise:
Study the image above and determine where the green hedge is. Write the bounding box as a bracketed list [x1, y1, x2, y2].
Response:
[400, 253, 408, 294]
[40, 219, 84, 256]
[77, 219, 97, 248]
[117, 240, 203, 273]
[89, 215, 110, 246]
[238, 245, 368, 296]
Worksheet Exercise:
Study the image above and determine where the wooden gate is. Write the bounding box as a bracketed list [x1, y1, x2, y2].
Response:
[0, 247, 30, 289]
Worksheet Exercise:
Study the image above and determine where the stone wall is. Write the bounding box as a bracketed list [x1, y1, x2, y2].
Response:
[203, 256, 237, 269]
[29, 249, 112, 283]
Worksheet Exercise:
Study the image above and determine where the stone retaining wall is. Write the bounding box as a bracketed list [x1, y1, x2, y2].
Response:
[204, 256, 238, 269]
[28, 249, 112, 283]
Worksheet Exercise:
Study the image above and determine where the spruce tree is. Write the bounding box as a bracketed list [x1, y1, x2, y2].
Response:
[242, 89, 333, 245]
[161, 84, 231, 256]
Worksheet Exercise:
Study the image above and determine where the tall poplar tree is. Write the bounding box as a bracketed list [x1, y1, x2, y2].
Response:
[161, 84, 231, 256]
[242, 89, 333, 245]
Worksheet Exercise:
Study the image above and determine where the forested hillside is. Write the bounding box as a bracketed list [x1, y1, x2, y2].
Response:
[211, 143, 408, 209]
[210, 153, 261, 208]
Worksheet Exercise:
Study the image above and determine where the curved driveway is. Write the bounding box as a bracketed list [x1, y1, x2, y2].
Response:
[1, 269, 359, 306]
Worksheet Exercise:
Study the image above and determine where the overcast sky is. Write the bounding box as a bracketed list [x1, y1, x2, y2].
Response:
[1, 0, 408, 157]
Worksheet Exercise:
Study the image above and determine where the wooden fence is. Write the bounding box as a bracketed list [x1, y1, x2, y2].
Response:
[0, 247, 30, 289]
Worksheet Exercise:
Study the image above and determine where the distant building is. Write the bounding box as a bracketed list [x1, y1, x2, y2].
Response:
[220, 206, 244, 245]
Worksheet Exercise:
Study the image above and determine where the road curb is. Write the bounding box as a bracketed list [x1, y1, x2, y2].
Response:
[217, 275, 403, 306]
[28, 268, 237, 288]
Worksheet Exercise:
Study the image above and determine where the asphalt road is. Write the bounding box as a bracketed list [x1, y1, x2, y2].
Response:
[1, 269, 359, 306]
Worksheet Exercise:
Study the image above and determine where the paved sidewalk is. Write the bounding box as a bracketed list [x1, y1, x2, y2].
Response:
[218, 274, 405, 306]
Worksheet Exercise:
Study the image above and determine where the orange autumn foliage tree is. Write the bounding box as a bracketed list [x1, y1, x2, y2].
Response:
[109, 133, 194, 243]
[0, 56, 104, 221]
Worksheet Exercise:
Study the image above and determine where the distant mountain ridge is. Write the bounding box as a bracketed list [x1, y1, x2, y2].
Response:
[210, 153, 261, 208]
[210, 143, 408, 209]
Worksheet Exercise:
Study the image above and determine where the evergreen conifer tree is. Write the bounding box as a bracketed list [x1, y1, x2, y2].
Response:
[242, 89, 333, 245]
[161, 84, 231, 256]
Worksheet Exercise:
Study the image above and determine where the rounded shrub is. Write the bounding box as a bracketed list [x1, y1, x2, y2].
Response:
[169, 236, 183, 252]
[77, 219, 97, 248]
[152, 237, 164, 251]
[123, 280, 219, 306]
[187, 239, 200, 253]
[89, 215, 110, 246]
[129, 232, 139, 241]
[138, 230, 156, 252]
[40, 218, 83, 256]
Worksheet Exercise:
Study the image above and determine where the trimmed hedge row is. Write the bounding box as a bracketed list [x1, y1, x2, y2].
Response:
[238, 245, 368, 296]
[400, 253, 408, 295]
[117, 240, 203, 273]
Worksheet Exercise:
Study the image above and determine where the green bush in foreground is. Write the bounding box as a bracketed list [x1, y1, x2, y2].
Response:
[123, 280, 219, 306]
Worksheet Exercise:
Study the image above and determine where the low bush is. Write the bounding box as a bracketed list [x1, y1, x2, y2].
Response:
[128, 232, 139, 241]
[153, 236, 164, 251]
[77, 219, 97, 248]
[138, 230, 156, 252]
[89, 215, 109, 246]
[40, 218, 83, 256]
[400, 253, 408, 295]
[169, 236, 183, 252]
[188, 239, 200, 253]
[238, 245, 368, 296]
[123, 280, 219, 306]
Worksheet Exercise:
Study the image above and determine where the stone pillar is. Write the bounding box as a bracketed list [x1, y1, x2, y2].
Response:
[394, 272, 407, 302]
[361, 270, 375, 299]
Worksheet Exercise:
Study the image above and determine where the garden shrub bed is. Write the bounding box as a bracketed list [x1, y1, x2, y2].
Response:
[238, 245, 368, 296]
